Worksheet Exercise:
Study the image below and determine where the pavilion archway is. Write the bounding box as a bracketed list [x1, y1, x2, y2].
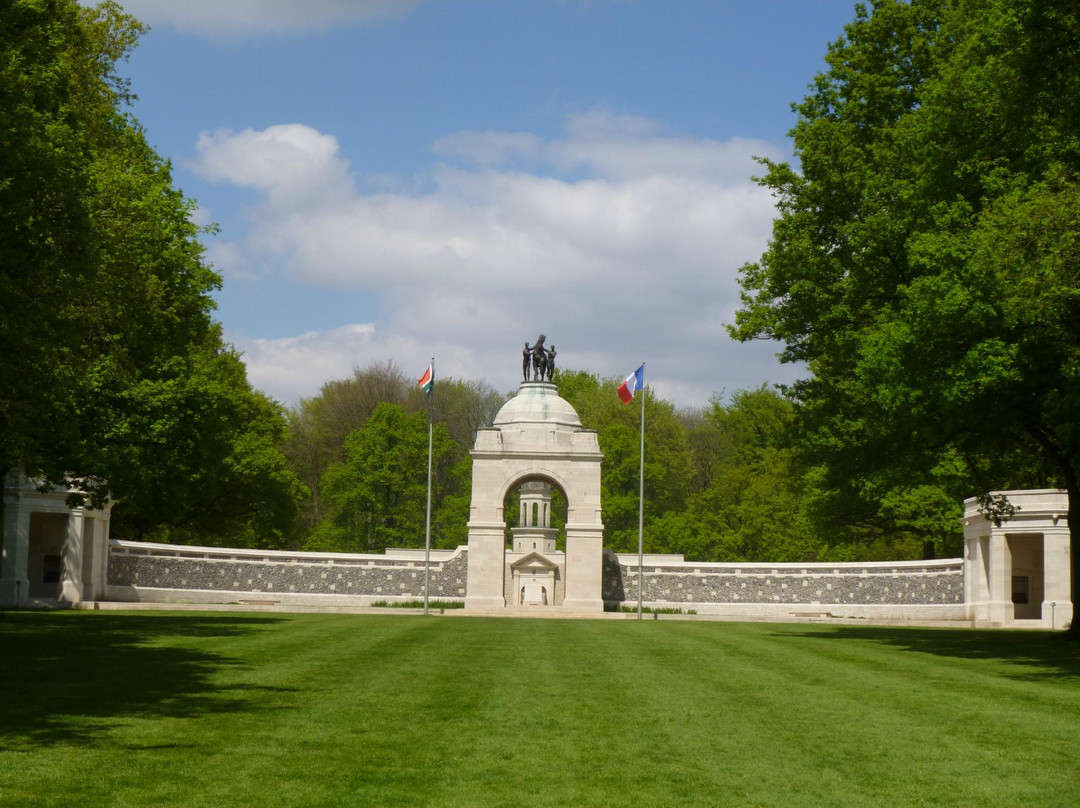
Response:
[464, 381, 604, 612]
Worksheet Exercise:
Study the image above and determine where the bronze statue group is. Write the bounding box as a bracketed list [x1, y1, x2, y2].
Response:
[523, 335, 557, 382]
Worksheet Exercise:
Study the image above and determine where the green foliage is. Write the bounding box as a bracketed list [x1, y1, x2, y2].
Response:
[369, 599, 465, 609]
[283, 362, 414, 530]
[0, 0, 305, 546]
[284, 363, 504, 546]
[1, 0, 102, 487]
[310, 402, 464, 552]
[608, 605, 697, 614]
[664, 387, 819, 562]
[555, 369, 693, 552]
[732, 0, 1080, 582]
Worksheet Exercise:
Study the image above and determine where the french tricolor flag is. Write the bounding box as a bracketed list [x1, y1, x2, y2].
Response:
[617, 364, 644, 404]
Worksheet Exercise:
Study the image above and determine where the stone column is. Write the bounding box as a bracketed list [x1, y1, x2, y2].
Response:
[59, 511, 84, 604]
[465, 521, 507, 610]
[986, 529, 1013, 626]
[0, 495, 31, 606]
[964, 532, 990, 623]
[562, 523, 604, 612]
[1042, 526, 1073, 629]
[87, 513, 110, 601]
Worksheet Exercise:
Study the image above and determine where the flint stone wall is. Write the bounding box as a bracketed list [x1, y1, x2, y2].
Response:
[107, 540, 468, 605]
[104, 540, 965, 619]
[602, 551, 965, 618]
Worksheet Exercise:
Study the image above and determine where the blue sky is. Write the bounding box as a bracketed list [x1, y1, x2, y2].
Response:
[106, 0, 861, 407]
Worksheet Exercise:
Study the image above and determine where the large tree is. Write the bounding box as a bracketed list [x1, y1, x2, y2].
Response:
[1, 0, 99, 488]
[308, 402, 463, 553]
[1, 0, 305, 545]
[731, 0, 1080, 633]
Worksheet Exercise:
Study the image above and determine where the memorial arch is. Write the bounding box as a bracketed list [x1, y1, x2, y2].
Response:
[465, 381, 605, 612]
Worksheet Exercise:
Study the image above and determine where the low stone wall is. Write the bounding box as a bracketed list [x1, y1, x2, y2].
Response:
[602, 552, 966, 620]
[103, 540, 966, 621]
[106, 541, 468, 606]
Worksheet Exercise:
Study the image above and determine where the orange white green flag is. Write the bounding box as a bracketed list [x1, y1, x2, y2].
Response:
[418, 364, 433, 396]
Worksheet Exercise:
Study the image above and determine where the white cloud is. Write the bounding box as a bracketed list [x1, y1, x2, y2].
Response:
[192, 125, 355, 208]
[549, 110, 768, 182]
[105, 0, 424, 36]
[231, 324, 380, 403]
[231, 323, 499, 404]
[192, 113, 799, 406]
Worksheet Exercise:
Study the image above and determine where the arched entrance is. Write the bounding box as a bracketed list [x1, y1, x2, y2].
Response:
[465, 382, 604, 611]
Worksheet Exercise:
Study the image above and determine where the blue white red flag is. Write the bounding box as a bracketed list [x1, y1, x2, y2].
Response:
[617, 364, 644, 404]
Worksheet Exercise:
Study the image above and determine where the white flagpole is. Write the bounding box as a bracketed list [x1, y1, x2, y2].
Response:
[637, 362, 646, 621]
[423, 357, 434, 616]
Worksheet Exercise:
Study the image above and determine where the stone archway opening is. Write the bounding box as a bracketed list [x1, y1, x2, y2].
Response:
[963, 489, 1071, 628]
[502, 475, 570, 608]
[504, 477, 568, 554]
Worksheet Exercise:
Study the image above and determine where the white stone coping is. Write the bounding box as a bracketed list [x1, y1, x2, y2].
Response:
[3, 472, 114, 514]
[611, 554, 962, 574]
[962, 488, 1068, 523]
[109, 540, 467, 564]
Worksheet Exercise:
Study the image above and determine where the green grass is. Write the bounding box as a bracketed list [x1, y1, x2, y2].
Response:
[1, 612, 1077, 808]
[608, 603, 697, 614]
[369, 599, 465, 609]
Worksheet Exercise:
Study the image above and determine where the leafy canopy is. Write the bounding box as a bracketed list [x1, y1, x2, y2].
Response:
[731, 0, 1080, 612]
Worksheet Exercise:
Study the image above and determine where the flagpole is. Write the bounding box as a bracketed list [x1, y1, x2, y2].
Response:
[423, 357, 434, 616]
[637, 362, 645, 621]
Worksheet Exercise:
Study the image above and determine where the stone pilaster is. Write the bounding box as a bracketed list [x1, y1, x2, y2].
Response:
[0, 491, 30, 606]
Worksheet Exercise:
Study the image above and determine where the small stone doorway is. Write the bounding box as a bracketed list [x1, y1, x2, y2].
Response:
[1008, 534, 1045, 621]
[27, 513, 67, 599]
[511, 553, 559, 607]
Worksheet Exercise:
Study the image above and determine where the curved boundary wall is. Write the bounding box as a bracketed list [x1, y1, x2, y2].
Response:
[107, 541, 470, 607]
[602, 551, 965, 621]
[105, 540, 964, 621]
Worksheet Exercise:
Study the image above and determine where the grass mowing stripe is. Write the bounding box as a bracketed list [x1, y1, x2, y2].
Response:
[1, 613, 1077, 808]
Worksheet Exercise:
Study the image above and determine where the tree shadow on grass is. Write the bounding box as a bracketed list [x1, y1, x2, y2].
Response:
[780, 625, 1080, 681]
[0, 612, 295, 748]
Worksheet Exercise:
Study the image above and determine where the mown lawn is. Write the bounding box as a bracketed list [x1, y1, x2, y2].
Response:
[0, 611, 1077, 808]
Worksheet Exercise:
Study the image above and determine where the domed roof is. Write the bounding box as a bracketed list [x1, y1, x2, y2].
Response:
[493, 382, 582, 428]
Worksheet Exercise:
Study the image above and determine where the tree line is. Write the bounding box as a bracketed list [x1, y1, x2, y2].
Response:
[274, 363, 975, 562]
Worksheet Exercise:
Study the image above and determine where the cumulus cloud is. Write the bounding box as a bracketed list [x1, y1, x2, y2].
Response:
[192, 113, 798, 406]
[193, 125, 355, 208]
[103, 0, 423, 36]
